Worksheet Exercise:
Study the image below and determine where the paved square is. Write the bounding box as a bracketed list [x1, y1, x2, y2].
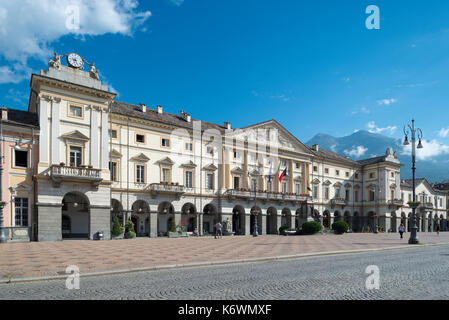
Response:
[1, 233, 448, 280]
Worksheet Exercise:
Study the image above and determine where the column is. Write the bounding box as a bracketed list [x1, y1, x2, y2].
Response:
[101, 108, 109, 170]
[90, 205, 111, 240]
[290, 214, 295, 229]
[39, 96, 50, 164]
[243, 150, 248, 189]
[197, 213, 203, 236]
[261, 214, 267, 235]
[244, 213, 251, 235]
[288, 159, 294, 193]
[422, 214, 428, 233]
[90, 106, 99, 168]
[51, 98, 60, 164]
[276, 214, 282, 234]
[37, 203, 62, 242]
[149, 211, 158, 237]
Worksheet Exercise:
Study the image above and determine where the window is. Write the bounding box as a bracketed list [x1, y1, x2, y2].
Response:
[295, 183, 300, 195]
[369, 172, 375, 179]
[354, 190, 359, 202]
[335, 188, 341, 198]
[69, 105, 82, 118]
[335, 170, 340, 176]
[109, 161, 118, 182]
[401, 192, 404, 200]
[281, 160, 287, 167]
[162, 168, 171, 183]
[185, 171, 193, 188]
[162, 138, 170, 147]
[109, 129, 117, 139]
[282, 182, 287, 193]
[136, 134, 145, 143]
[325, 168, 329, 174]
[313, 166, 318, 172]
[250, 154, 256, 162]
[345, 172, 349, 178]
[313, 186, 318, 198]
[355, 173, 359, 179]
[369, 190, 375, 201]
[440, 198, 443, 207]
[14, 198, 28, 227]
[408, 194, 412, 202]
[233, 151, 239, 159]
[69, 146, 82, 167]
[207, 173, 214, 190]
[391, 172, 394, 178]
[295, 162, 300, 169]
[14, 150, 28, 168]
[233, 176, 240, 189]
[345, 190, 350, 201]
[185, 143, 193, 151]
[324, 187, 329, 200]
[391, 190, 395, 200]
[136, 165, 145, 183]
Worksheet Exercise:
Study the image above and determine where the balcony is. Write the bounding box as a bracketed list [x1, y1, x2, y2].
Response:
[224, 189, 311, 204]
[148, 183, 185, 198]
[419, 202, 434, 210]
[331, 198, 347, 208]
[50, 165, 102, 187]
[388, 199, 404, 208]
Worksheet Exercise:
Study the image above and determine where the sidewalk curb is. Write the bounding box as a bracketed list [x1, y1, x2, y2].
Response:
[2, 241, 449, 285]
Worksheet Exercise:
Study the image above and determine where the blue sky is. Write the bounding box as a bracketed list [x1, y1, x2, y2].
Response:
[1, 0, 449, 154]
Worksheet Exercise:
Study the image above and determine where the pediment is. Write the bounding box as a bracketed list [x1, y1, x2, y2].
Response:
[322, 180, 332, 186]
[344, 183, 352, 189]
[334, 182, 343, 188]
[231, 167, 244, 175]
[312, 178, 321, 185]
[230, 120, 314, 155]
[111, 149, 122, 159]
[130, 153, 150, 162]
[250, 169, 261, 176]
[203, 163, 218, 171]
[61, 130, 89, 141]
[9, 182, 31, 193]
[157, 157, 175, 166]
[294, 175, 302, 181]
[181, 161, 197, 168]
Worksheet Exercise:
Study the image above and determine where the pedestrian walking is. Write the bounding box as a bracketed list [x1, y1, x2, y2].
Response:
[216, 222, 223, 239]
[436, 223, 440, 236]
[398, 223, 405, 239]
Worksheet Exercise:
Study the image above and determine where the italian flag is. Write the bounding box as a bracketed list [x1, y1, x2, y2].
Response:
[277, 162, 287, 183]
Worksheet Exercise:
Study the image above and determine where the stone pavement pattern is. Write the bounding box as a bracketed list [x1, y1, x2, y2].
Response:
[0, 233, 449, 279]
[1, 244, 449, 300]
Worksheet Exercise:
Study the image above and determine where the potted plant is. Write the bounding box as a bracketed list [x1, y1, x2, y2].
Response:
[88, 165, 93, 169]
[111, 217, 124, 239]
[80, 164, 87, 168]
[124, 219, 136, 239]
[0, 201, 7, 209]
[60, 162, 65, 166]
[70, 163, 75, 167]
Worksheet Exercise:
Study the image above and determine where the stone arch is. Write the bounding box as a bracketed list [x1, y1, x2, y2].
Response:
[334, 211, 341, 222]
[181, 203, 197, 232]
[203, 203, 220, 235]
[323, 210, 331, 229]
[232, 205, 246, 235]
[111, 199, 124, 230]
[158, 201, 175, 236]
[131, 200, 150, 237]
[353, 211, 360, 232]
[250, 206, 262, 235]
[344, 211, 351, 230]
[62, 192, 90, 239]
[266, 207, 278, 234]
[391, 211, 397, 233]
[281, 208, 292, 229]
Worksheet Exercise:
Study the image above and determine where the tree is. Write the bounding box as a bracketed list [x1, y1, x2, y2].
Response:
[111, 216, 124, 237]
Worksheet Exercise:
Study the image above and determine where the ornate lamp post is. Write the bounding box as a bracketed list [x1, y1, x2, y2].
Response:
[403, 119, 423, 244]
[0, 109, 6, 243]
[249, 170, 261, 237]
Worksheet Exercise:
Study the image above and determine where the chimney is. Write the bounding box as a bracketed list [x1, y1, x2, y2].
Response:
[312, 144, 319, 152]
[139, 103, 146, 112]
[181, 110, 191, 123]
[157, 105, 163, 114]
[1, 106, 7, 121]
[224, 122, 231, 130]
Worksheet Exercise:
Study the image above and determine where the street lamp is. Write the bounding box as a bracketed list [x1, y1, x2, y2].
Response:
[403, 119, 423, 244]
[249, 170, 261, 237]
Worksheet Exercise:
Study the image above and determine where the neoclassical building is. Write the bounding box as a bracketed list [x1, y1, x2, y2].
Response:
[1, 53, 447, 241]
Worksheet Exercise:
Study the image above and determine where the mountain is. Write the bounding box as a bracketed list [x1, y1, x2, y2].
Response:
[306, 130, 449, 183]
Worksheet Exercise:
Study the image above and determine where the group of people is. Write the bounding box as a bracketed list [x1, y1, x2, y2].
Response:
[398, 223, 440, 239]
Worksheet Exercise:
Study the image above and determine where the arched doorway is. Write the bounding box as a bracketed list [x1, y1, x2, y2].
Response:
[344, 211, 351, 230]
[181, 203, 197, 232]
[334, 211, 341, 222]
[312, 209, 320, 223]
[353, 212, 359, 232]
[367, 212, 376, 232]
[250, 206, 262, 235]
[158, 202, 174, 236]
[111, 199, 124, 231]
[266, 207, 278, 234]
[62, 192, 90, 239]
[232, 205, 245, 235]
[281, 208, 292, 229]
[401, 212, 407, 231]
[323, 211, 330, 229]
[203, 203, 219, 235]
[132, 200, 150, 237]
[391, 212, 397, 232]
[427, 213, 433, 232]
[440, 214, 444, 231]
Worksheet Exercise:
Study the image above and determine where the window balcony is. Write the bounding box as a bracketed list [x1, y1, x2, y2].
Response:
[50, 164, 102, 187]
[388, 199, 404, 208]
[331, 198, 347, 207]
[419, 202, 434, 210]
[224, 189, 311, 204]
[148, 183, 185, 198]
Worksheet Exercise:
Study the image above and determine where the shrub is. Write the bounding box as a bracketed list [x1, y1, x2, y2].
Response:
[111, 217, 124, 237]
[125, 219, 136, 238]
[332, 220, 349, 234]
[169, 218, 177, 233]
[279, 226, 289, 235]
[301, 221, 322, 235]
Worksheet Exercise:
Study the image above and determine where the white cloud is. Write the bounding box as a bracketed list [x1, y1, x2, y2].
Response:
[330, 144, 338, 152]
[377, 98, 397, 106]
[269, 94, 291, 102]
[367, 121, 397, 135]
[169, 0, 185, 6]
[344, 146, 368, 158]
[0, 0, 151, 83]
[351, 106, 370, 115]
[438, 127, 449, 138]
[402, 139, 449, 161]
[5, 88, 28, 104]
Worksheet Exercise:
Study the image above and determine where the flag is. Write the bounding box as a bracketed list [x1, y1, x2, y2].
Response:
[278, 162, 287, 183]
[268, 163, 273, 183]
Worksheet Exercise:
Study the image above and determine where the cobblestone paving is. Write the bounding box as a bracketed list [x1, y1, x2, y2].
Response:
[1, 244, 449, 300]
[1, 233, 449, 279]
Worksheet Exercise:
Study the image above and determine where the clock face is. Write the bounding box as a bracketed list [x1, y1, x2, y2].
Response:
[67, 53, 84, 69]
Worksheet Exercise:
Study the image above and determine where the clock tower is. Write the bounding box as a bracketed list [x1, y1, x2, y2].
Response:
[28, 53, 116, 241]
